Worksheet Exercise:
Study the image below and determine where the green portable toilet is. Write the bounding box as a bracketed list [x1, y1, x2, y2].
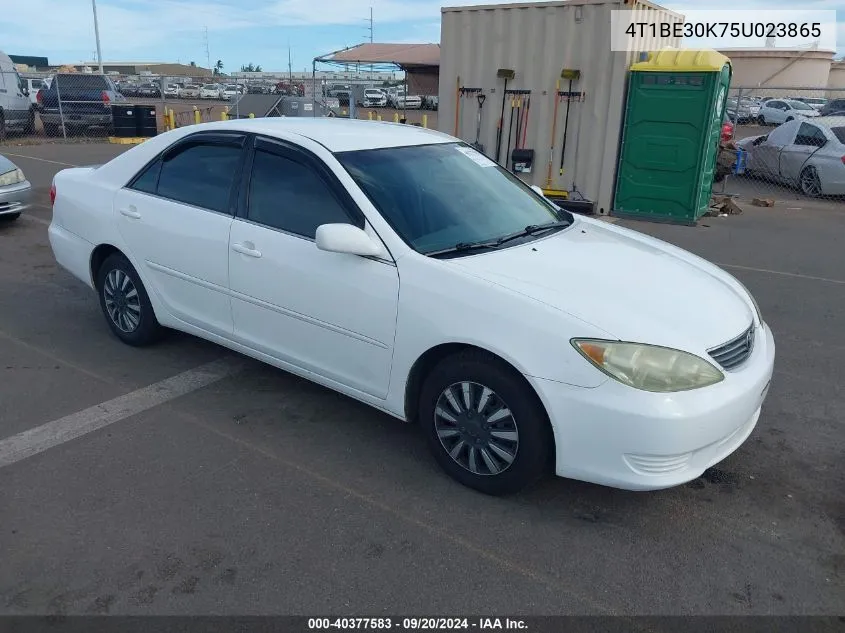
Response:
[613, 49, 732, 225]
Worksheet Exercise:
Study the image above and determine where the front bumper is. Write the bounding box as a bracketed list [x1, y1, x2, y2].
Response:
[532, 322, 776, 491]
[0, 180, 32, 216]
[41, 112, 111, 127]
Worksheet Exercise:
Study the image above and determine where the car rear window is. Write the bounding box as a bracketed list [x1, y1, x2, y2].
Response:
[831, 127, 845, 144]
[56, 75, 109, 89]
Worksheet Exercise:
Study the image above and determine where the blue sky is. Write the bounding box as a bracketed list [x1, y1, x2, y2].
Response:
[0, 0, 842, 72]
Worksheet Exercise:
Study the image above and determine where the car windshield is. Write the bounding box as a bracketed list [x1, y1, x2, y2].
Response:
[337, 143, 571, 256]
[788, 100, 813, 110]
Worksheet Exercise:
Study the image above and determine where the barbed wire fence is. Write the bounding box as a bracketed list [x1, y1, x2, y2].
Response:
[719, 86, 845, 203]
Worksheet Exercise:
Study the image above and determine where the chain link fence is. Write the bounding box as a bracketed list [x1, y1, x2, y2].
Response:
[717, 86, 845, 202]
[1, 71, 439, 144]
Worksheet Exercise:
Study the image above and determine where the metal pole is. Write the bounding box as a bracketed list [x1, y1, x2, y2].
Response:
[92, 0, 104, 74]
[55, 76, 67, 139]
[312, 60, 317, 117]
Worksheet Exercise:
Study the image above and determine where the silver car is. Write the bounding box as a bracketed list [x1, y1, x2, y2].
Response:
[737, 117, 845, 197]
[0, 155, 32, 221]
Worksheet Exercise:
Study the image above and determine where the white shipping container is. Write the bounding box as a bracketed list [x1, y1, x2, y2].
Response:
[439, 0, 682, 214]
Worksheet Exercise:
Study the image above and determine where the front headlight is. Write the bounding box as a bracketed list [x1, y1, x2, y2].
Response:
[571, 339, 724, 393]
[0, 168, 25, 187]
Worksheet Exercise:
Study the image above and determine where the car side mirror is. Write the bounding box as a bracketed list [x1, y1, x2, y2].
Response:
[530, 185, 546, 197]
[315, 223, 384, 258]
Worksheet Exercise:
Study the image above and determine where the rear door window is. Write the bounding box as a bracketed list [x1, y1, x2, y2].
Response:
[831, 127, 845, 144]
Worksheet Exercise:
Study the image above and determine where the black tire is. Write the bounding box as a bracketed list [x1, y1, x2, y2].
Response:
[0, 212, 20, 222]
[96, 252, 163, 347]
[0, 111, 6, 142]
[799, 166, 822, 198]
[418, 350, 553, 496]
[26, 109, 35, 134]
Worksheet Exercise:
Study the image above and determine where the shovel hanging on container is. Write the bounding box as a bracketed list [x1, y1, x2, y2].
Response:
[472, 92, 486, 152]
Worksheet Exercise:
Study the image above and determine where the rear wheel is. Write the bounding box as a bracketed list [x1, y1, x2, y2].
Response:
[419, 350, 553, 496]
[786, 116, 794, 122]
[96, 253, 163, 346]
[799, 166, 822, 198]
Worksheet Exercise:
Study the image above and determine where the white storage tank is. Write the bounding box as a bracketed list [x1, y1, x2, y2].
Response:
[439, 0, 681, 214]
[718, 48, 835, 92]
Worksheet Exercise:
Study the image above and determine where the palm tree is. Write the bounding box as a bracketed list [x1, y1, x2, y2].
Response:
[189, 61, 196, 67]
[214, 59, 224, 74]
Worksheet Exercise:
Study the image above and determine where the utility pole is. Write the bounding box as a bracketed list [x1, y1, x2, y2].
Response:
[91, 0, 104, 74]
[367, 7, 374, 74]
[288, 43, 293, 83]
[203, 27, 211, 73]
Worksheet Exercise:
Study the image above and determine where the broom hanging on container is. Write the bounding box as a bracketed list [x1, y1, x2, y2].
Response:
[558, 68, 582, 177]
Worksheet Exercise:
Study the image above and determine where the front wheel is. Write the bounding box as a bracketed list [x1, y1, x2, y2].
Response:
[419, 350, 553, 495]
[96, 253, 163, 346]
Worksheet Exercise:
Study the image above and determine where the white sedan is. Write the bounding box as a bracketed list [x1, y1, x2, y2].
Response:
[199, 84, 223, 100]
[47, 119, 775, 495]
[757, 99, 820, 125]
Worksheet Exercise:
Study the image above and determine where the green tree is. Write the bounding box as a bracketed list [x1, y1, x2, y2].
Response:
[214, 59, 224, 76]
[240, 63, 262, 72]
[189, 61, 196, 67]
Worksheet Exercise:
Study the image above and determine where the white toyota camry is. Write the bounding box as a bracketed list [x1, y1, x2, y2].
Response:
[48, 118, 775, 495]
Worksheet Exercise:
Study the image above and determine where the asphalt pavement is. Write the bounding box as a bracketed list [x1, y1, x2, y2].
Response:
[0, 141, 843, 617]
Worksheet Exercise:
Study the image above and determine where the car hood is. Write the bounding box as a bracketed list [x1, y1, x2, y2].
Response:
[449, 219, 754, 352]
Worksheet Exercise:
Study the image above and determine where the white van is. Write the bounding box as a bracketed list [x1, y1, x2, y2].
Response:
[0, 51, 33, 137]
[23, 77, 46, 105]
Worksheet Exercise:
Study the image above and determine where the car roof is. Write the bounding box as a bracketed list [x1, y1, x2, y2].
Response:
[813, 116, 845, 127]
[194, 117, 456, 152]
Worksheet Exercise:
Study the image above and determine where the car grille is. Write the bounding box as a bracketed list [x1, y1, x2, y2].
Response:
[708, 324, 755, 370]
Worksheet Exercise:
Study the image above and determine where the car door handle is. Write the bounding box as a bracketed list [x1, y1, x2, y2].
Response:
[232, 242, 262, 258]
[119, 207, 141, 219]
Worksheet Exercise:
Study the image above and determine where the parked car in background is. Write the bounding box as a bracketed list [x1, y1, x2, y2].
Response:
[725, 97, 758, 123]
[396, 94, 422, 110]
[423, 95, 439, 110]
[757, 99, 820, 125]
[178, 84, 201, 99]
[22, 78, 46, 106]
[223, 85, 241, 100]
[163, 83, 181, 98]
[736, 117, 845, 197]
[819, 99, 845, 116]
[721, 113, 735, 143]
[386, 87, 404, 108]
[200, 83, 223, 99]
[0, 155, 31, 221]
[137, 82, 161, 98]
[46, 118, 775, 495]
[363, 88, 387, 108]
[0, 51, 35, 137]
[791, 97, 828, 111]
[36, 73, 125, 136]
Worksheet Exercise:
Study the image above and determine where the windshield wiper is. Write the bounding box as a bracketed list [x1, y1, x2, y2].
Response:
[494, 220, 571, 246]
[424, 240, 500, 257]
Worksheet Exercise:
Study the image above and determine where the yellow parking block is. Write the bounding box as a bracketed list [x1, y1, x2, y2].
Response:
[108, 137, 149, 145]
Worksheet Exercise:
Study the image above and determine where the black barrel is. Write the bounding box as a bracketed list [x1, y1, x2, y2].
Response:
[135, 105, 158, 137]
[111, 104, 136, 138]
